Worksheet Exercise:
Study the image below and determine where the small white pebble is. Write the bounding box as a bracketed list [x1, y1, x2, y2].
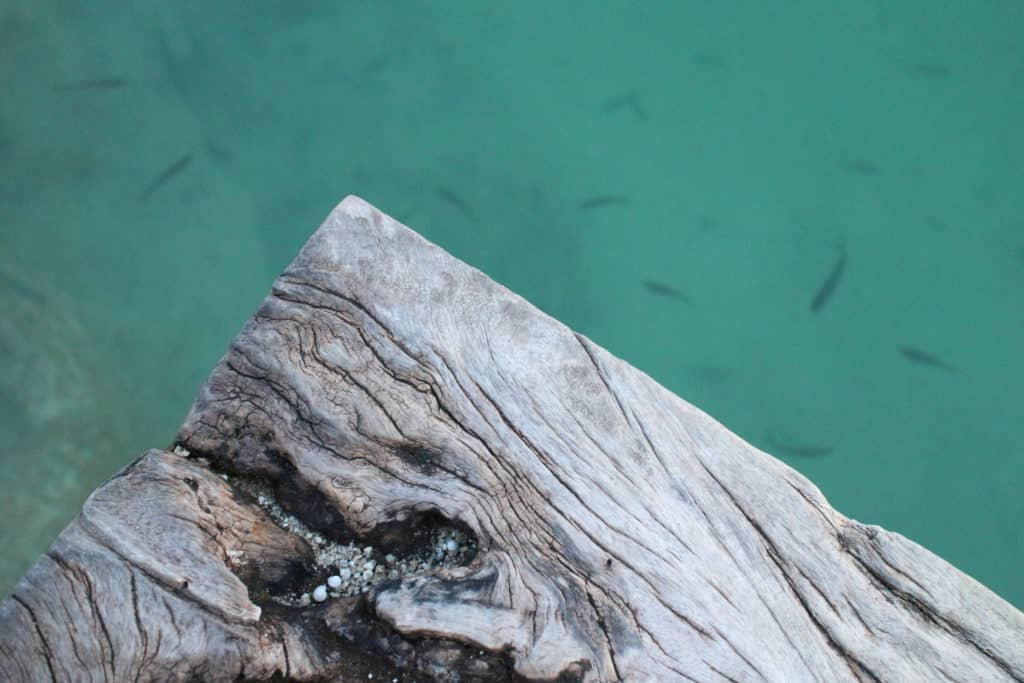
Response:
[384, 553, 396, 564]
[312, 585, 328, 602]
[327, 575, 342, 589]
[362, 569, 373, 581]
[299, 593, 311, 606]
[362, 546, 373, 556]
[364, 560, 377, 572]
[445, 539, 458, 552]
[339, 568, 352, 580]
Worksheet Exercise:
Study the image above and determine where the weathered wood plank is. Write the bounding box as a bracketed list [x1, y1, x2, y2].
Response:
[1, 195, 1021, 681]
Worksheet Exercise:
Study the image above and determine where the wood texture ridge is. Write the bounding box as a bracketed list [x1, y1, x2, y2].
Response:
[1, 195, 1021, 682]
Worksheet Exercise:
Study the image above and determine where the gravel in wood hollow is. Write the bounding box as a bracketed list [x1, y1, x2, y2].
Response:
[176, 446, 477, 607]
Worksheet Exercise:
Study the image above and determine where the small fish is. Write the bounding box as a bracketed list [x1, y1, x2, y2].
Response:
[686, 363, 731, 385]
[54, 77, 127, 91]
[360, 53, 393, 76]
[139, 154, 193, 200]
[0, 270, 47, 306]
[693, 53, 730, 69]
[839, 160, 879, 176]
[205, 142, 233, 163]
[899, 346, 958, 374]
[697, 214, 718, 232]
[909, 63, 950, 78]
[643, 279, 691, 303]
[810, 236, 846, 313]
[601, 91, 647, 120]
[763, 433, 834, 458]
[578, 195, 630, 211]
[436, 186, 474, 219]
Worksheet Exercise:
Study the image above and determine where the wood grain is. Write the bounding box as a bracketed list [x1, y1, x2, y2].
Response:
[2, 195, 1021, 681]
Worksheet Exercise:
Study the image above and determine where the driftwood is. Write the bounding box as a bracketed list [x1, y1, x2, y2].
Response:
[1, 195, 1021, 682]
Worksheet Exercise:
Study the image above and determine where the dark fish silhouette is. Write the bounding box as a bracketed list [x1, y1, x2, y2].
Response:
[763, 433, 834, 458]
[205, 142, 234, 163]
[692, 53, 730, 69]
[899, 346, 958, 374]
[436, 186, 474, 219]
[0, 270, 46, 306]
[54, 77, 127, 91]
[839, 160, 879, 176]
[909, 63, 950, 78]
[578, 195, 630, 211]
[643, 279, 691, 303]
[810, 237, 846, 313]
[601, 91, 647, 120]
[360, 53, 393, 76]
[140, 154, 193, 200]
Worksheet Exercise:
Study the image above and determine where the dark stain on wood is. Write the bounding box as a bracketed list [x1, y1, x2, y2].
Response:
[274, 472, 358, 544]
[394, 444, 442, 477]
[321, 594, 522, 681]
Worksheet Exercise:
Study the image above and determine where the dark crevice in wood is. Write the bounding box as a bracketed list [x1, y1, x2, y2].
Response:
[705, 661, 741, 683]
[74, 511, 248, 626]
[129, 569, 149, 681]
[354, 568, 570, 682]
[9, 595, 57, 683]
[583, 584, 621, 682]
[711, 626, 769, 682]
[843, 596, 875, 637]
[76, 553, 117, 679]
[838, 529, 1023, 682]
[697, 460, 883, 683]
[47, 565, 90, 673]
[753, 589, 816, 677]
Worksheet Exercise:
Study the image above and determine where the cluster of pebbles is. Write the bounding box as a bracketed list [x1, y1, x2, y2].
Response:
[177, 447, 476, 607]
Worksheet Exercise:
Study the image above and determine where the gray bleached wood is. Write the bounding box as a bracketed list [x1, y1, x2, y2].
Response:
[1, 195, 1022, 681]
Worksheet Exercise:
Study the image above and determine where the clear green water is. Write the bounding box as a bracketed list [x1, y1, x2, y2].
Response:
[1, 2, 1021, 610]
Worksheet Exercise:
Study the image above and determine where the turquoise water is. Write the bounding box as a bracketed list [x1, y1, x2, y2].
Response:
[1, 2, 1021, 610]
